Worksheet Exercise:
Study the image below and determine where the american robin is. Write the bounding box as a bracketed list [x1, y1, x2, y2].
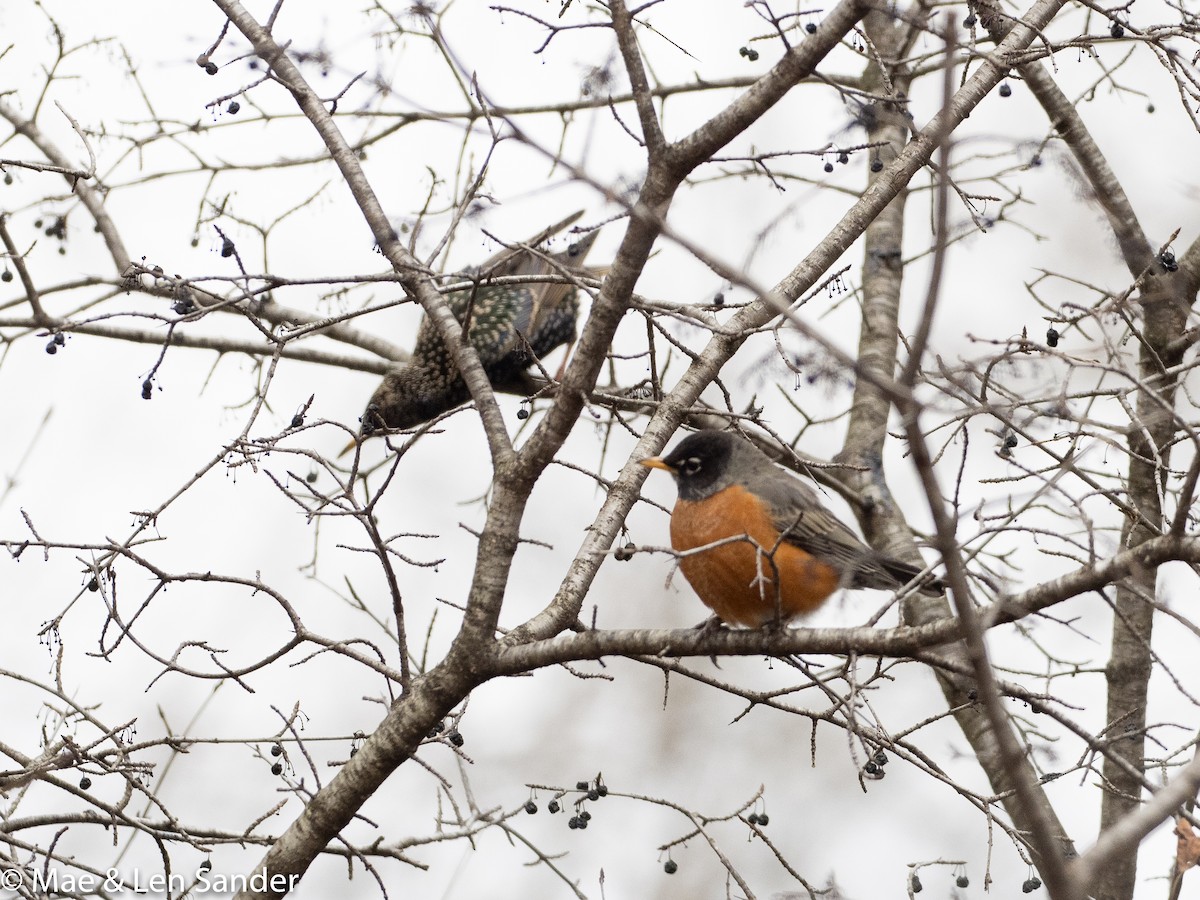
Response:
[351, 212, 600, 441]
[640, 430, 942, 627]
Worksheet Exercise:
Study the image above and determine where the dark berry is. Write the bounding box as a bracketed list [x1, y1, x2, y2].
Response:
[79, 776, 92, 789]
[516, 408, 529, 420]
[712, 291, 725, 306]
[874, 749, 888, 766]
[957, 875, 969, 887]
[912, 875, 923, 893]
[54, 332, 65, 346]
[597, 785, 608, 797]
[142, 379, 153, 400]
[576, 781, 589, 790]
[199, 860, 212, 873]
[587, 789, 599, 801]
[270, 744, 282, 757]
[757, 813, 769, 826]
[271, 763, 283, 775]
[227, 101, 241, 114]
[1005, 434, 1018, 448]
[577, 816, 588, 829]
[864, 761, 879, 775]
[1, 270, 11, 282]
[306, 470, 318, 484]
[739, 47, 748, 57]
[1161, 250, 1179, 272]
[525, 800, 538, 814]
[823, 161, 834, 173]
[2, 173, 11, 185]
[1022, 879, 1035, 893]
[568, 816, 579, 829]
[963, 14, 977, 26]
[580, 810, 591, 821]
[290, 414, 304, 429]
[664, 860, 678, 874]
[220, 237, 234, 258]
[548, 800, 560, 813]
[837, 151, 849, 164]
[1110, 22, 1124, 38]
[748, 813, 760, 825]
[1046, 327, 1059, 347]
[448, 731, 464, 747]
[205, 62, 218, 75]
[870, 158, 883, 172]
[45, 341, 57, 355]
[34, 219, 43, 229]
[805, 22, 817, 33]
[1147, 103, 1155, 113]
[349, 748, 357, 757]
[746, 48, 759, 61]
[87, 577, 99, 592]
[999, 82, 1012, 97]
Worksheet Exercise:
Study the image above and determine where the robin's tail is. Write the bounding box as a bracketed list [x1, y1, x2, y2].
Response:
[856, 552, 944, 596]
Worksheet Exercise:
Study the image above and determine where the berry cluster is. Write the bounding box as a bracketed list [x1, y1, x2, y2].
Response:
[524, 775, 608, 833]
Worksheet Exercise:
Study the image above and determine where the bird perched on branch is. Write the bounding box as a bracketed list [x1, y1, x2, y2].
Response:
[351, 212, 600, 442]
[641, 430, 943, 627]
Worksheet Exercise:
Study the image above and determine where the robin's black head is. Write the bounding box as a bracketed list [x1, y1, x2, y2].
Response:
[640, 430, 748, 502]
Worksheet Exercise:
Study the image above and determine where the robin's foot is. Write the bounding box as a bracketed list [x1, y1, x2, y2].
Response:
[690, 615, 728, 667]
[692, 615, 727, 635]
[760, 617, 790, 634]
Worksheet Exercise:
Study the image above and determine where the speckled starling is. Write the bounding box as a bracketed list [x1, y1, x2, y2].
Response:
[354, 212, 600, 439]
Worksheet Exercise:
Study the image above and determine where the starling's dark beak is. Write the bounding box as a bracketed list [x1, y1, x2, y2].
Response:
[639, 457, 674, 472]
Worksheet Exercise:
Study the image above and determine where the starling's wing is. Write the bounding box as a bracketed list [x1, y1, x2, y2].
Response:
[412, 213, 599, 372]
[469, 216, 600, 363]
[528, 228, 599, 345]
[754, 471, 932, 591]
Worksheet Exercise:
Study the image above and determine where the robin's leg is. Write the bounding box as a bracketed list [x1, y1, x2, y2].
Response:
[688, 615, 729, 667]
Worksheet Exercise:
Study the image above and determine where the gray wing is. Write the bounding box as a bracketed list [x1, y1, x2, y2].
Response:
[755, 473, 927, 591]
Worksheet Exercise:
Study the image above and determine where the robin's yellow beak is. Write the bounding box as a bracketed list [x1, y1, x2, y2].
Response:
[338, 437, 359, 459]
[639, 457, 674, 472]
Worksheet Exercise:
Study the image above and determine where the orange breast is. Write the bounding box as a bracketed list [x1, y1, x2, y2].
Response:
[669, 485, 841, 627]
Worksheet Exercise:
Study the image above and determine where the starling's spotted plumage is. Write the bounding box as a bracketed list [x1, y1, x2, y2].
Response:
[357, 213, 600, 436]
